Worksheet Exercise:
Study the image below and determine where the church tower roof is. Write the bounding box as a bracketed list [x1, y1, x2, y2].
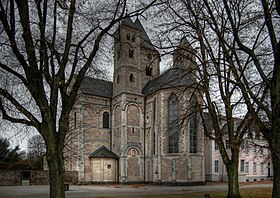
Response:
[133, 18, 156, 51]
[121, 17, 137, 29]
[116, 17, 157, 51]
[178, 38, 192, 49]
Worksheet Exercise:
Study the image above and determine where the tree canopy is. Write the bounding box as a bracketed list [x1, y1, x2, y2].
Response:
[0, 0, 157, 197]
[0, 137, 26, 170]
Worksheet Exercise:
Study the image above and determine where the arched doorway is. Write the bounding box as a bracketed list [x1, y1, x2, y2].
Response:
[127, 148, 141, 182]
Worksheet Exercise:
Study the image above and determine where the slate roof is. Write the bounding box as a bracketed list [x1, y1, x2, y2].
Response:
[80, 77, 113, 98]
[178, 38, 194, 50]
[221, 120, 242, 133]
[203, 113, 243, 134]
[121, 17, 136, 29]
[120, 18, 157, 52]
[142, 68, 197, 95]
[134, 18, 157, 51]
[203, 113, 214, 134]
[89, 145, 119, 159]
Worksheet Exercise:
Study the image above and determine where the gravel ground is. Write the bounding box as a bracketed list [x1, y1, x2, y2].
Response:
[0, 181, 273, 198]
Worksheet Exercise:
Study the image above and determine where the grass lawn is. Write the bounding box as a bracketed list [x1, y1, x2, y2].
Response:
[97, 187, 272, 198]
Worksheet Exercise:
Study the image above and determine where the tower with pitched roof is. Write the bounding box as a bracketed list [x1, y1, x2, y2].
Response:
[113, 18, 160, 97]
[112, 18, 160, 182]
[65, 18, 205, 185]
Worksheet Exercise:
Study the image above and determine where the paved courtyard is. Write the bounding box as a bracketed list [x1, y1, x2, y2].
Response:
[0, 182, 272, 198]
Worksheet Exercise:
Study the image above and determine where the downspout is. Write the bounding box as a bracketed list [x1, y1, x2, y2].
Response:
[110, 97, 112, 150]
[143, 96, 147, 183]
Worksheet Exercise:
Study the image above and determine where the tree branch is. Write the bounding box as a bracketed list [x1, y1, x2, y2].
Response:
[0, 89, 40, 128]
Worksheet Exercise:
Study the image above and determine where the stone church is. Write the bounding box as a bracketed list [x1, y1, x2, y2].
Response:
[65, 18, 205, 185]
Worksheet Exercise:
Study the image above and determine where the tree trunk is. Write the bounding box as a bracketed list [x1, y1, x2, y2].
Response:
[272, 146, 280, 198]
[271, 126, 280, 198]
[271, 49, 280, 198]
[226, 157, 241, 198]
[47, 145, 65, 198]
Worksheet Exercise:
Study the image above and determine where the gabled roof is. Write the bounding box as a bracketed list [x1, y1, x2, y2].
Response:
[121, 17, 137, 29]
[134, 18, 157, 51]
[80, 77, 113, 98]
[178, 38, 193, 49]
[89, 146, 119, 159]
[221, 120, 242, 134]
[142, 68, 197, 95]
[203, 113, 215, 134]
[203, 112, 245, 134]
[117, 18, 157, 52]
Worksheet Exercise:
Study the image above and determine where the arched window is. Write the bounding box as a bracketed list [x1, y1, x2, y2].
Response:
[129, 74, 135, 82]
[132, 35, 135, 42]
[103, 112, 109, 128]
[168, 94, 179, 153]
[117, 75, 120, 84]
[130, 149, 137, 157]
[146, 66, 152, 76]
[189, 97, 197, 153]
[153, 98, 156, 154]
[74, 112, 77, 129]
[127, 33, 130, 40]
[129, 49, 134, 58]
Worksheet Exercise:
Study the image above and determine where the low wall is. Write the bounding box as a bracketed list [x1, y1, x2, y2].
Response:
[0, 170, 78, 186]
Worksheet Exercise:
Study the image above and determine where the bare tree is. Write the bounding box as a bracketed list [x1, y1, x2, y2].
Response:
[153, 0, 278, 197]
[220, 1, 280, 197]
[0, 0, 156, 197]
[27, 134, 46, 169]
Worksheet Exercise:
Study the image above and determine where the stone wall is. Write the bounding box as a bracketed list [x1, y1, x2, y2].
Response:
[0, 171, 78, 186]
[0, 171, 21, 186]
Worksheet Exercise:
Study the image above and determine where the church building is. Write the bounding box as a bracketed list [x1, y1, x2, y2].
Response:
[65, 18, 205, 185]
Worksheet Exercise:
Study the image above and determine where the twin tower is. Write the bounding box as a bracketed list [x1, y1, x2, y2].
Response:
[113, 18, 160, 97]
[110, 18, 204, 184]
[69, 17, 205, 185]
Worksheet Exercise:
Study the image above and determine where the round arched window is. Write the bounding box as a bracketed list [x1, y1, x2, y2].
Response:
[131, 149, 137, 157]
[103, 112, 109, 128]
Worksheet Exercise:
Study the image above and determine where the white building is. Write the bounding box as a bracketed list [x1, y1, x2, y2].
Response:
[204, 115, 273, 182]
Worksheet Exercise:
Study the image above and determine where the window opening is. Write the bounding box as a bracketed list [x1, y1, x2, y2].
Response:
[103, 112, 109, 128]
[146, 66, 152, 76]
[129, 49, 134, 58]
[131, 149, 137, 157]
[225, 139, 230, 149]
[253, 162, 257, 174]
[129, 74, 135, 82]
[214, 160, 219, 172]
[215, 141, 218, 150]
[168, 94, 179, 153]
[240, 160, 245, 172]
[117, 75, 120, 84]
[153, 98, 156, 154]
[74, 112, 77, 129]
[245, 162, 249, 173]
[189, 97, 197, 153]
